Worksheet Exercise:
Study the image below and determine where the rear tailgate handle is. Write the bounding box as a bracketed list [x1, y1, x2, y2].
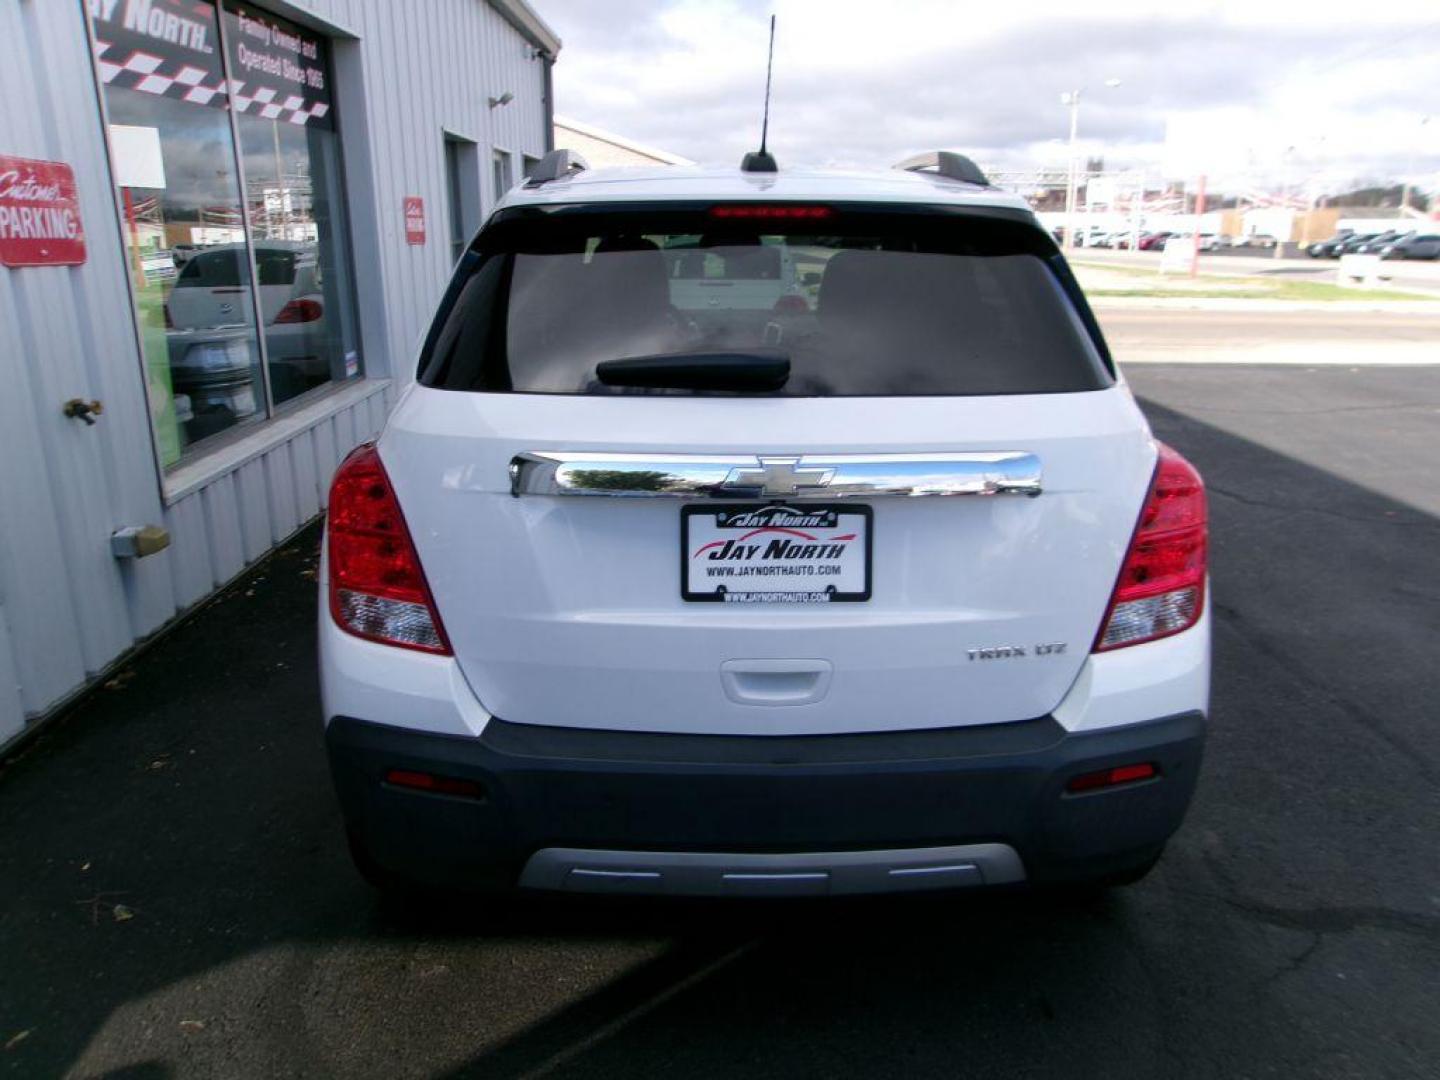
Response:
[509, 452, 1042, 498]
[721, 660, 833, 706]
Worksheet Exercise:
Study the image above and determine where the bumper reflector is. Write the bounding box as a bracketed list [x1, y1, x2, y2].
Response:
[1066, 762, 1158, 794]
[384, 768, 486, 800]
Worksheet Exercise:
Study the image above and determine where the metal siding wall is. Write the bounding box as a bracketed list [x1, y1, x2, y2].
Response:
[0, 1, 541, 742]
[301, 0, 550, 380]
[0, 606, 25, 744]
[0, 0, 158, 716]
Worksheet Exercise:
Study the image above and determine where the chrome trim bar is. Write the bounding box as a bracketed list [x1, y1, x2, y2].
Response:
[509, 451, 1041, 498]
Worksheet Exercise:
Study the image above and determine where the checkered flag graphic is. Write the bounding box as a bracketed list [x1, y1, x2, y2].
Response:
[93, 38, 330, 126]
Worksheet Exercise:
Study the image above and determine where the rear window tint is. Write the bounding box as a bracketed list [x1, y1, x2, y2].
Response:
[254, 249, 298, 286]
[175, 248, 295, 287]
[176, 249, 243, 288]
[420, 207, 1111, 397]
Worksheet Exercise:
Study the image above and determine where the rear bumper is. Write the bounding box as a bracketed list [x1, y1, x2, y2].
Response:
[326, 709, 1205, 894]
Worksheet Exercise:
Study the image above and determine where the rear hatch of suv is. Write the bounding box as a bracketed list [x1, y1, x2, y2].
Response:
[380, 201, 1155, 736]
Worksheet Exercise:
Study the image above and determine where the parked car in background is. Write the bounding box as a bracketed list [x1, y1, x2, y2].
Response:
[167, 241, 330, 376]
[1307, 232, 1352, 258]
[1380, 233, 1440, 260]
[322, 151, 1211, 900]
[1137, 231, 1172, 251]
[1353, 231, 1409, 255]
[1334, 233, 1381, 256]
[165, 240, 333, 440]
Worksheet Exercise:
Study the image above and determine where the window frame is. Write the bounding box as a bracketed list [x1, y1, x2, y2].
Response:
[492, 148, 514, 208]
[444, 132, 481, 265]
[87, 0, 366, 478]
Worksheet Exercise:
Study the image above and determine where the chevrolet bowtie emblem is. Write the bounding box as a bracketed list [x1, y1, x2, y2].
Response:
[722, 457, 836, 496]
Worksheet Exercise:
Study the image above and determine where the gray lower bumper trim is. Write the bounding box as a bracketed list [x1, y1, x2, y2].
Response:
[518, 843, 1025, 897]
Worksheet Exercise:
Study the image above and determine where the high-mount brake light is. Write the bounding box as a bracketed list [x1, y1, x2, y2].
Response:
[708, 205, 833, 220]
[327, 443, 451, 654]
[1094, 443, 1207, 651]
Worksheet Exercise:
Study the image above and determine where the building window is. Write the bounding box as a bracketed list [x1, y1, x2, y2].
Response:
[444, 135, 479, 264]
[492, 149, 513, 206]
[92, 0, 362, 468]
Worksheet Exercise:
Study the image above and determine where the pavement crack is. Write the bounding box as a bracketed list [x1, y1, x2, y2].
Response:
[1222, 898, 1440, 939]
[1255, 931, 1324, 993]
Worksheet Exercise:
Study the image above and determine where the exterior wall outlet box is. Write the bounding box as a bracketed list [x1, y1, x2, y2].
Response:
[111, 525, 171, 559]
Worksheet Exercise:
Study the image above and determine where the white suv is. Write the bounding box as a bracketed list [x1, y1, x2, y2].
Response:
[321, 150, 1209, 897]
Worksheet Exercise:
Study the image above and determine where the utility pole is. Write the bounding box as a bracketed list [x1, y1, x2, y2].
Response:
[1059, 78, 1120, 252]
[1189, 174, 1206, 277]
[1130, 170, 1144, 251]
[1276, 147, 1294, 260]
[1400, 116, 1430, 219]
[1062, 89, 1081, 252]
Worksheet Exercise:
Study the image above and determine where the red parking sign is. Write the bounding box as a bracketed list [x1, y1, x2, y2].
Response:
[0, 155, 86, 267]
[404, 196, 425, 246]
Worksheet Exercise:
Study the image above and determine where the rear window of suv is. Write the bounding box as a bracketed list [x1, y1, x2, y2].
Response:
[419, 205, 1112, 396]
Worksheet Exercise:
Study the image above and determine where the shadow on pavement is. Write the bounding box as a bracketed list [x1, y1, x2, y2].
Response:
[0, 381, 1436, 1078]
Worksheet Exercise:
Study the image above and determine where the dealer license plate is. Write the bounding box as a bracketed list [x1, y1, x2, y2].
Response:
[681, 503, 872, 603]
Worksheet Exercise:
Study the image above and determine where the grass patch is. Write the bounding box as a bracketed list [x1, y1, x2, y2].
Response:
[1072, 259, 1435, 301]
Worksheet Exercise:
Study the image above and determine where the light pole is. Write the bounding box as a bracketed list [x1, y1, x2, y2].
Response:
[1060, 78, 1120, 252]
[1275, 145, 1295, 260]
[1400, 116, 1430, 217]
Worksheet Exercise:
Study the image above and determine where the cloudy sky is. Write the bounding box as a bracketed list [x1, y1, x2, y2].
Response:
[540, 0, 1440, 196]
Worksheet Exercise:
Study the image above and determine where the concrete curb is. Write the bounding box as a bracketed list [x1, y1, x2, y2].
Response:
[1090, 296, 1440, 314]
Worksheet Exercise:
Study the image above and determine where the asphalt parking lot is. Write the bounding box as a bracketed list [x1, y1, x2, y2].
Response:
[2, 363, 1438, 1079]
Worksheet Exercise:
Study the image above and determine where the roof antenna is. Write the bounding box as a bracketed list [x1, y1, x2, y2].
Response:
[741, 15, 778, 172]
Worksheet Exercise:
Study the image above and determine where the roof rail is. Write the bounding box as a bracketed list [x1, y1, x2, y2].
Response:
[525, 148, 589, 187]
[893, 151, 990, 187]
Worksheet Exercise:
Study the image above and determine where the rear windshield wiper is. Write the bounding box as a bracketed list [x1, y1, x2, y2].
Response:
[595, 350, 790, 391]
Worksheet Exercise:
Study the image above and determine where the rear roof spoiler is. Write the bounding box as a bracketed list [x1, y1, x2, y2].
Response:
[525, 148, 589, 187]
[893, 151, 990, 187]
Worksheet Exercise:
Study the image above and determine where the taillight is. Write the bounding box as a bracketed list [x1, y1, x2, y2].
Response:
[1094, 443, 1207, 651]
[772, 294, 810, 315]
[327, 443, 450, 654]
[275, 297, 323, 323]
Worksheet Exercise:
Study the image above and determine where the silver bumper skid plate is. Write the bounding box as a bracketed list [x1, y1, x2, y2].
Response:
[519, 843, 1026, 896]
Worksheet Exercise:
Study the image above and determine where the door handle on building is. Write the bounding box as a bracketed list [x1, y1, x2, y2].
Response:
[63, 399, 104, 425]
